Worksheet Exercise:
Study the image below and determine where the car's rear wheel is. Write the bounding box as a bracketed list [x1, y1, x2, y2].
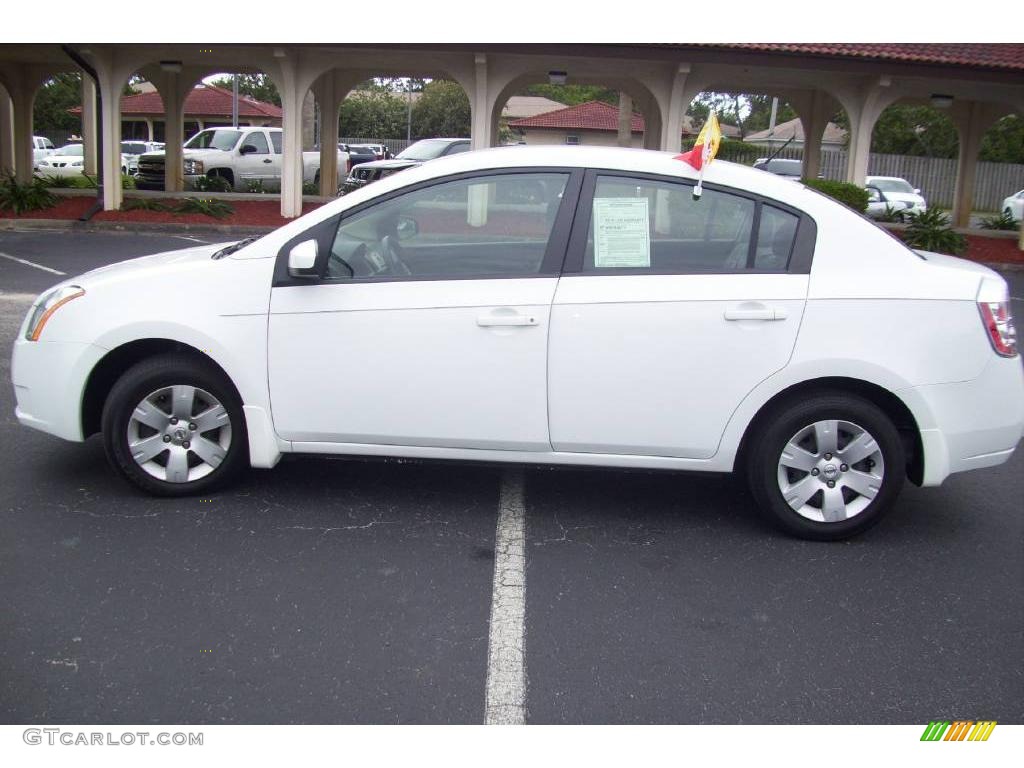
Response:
[101, 354, 247, 496]
[746, 393, 905, 540]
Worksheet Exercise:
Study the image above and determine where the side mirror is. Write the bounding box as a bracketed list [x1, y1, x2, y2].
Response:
[287, 239, 320, 278]
[866, 186, 883, 202]
[239, 144, 257, 155]
[913, 188, 921, 195]
[395, 216, 418, 241]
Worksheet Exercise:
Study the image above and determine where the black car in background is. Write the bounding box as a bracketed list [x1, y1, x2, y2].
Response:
[342, 144, 379, 167]
[340, 137, 470, 195]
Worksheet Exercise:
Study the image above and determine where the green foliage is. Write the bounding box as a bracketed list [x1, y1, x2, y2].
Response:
[870, 105, 958, 158]
[979, 209, 1020, 231]
[0, 173, 58, 213]
[339, 91, 409, 139]
[411, 80, 470, 139]
[979, 114, 1024, 163]
[680, 137, 760, 164]
[41, 174, 73, 188]
[208, 73, 281, 107]
[302, 181, 319, 195]
[191, 175, 232, 193]
[174, 197, 234, 219]
[120, 197, 171, 212]
[802, 178, 870, 213]
[33, 72, 83, 132]
[875, 204, 907, 223]
[903, 208, 967, 255]
[246, 179, 267, 194]
[523, 83, 618, 107]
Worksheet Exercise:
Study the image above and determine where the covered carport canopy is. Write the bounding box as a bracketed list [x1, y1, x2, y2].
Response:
[1, 42, 1022, 223]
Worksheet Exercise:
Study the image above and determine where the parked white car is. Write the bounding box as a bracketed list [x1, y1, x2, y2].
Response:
[1002, 189, 1024, 222]
[11, 146, 1023, 540]
[32, 136, 56, 165]
[135, 127, 348, 191]
[34, 143, 132, 179]
[865, 176, 927, 220]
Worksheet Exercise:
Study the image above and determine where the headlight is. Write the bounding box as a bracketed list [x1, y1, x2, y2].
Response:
[183, 159, 204, 175]
[24, 285, 85, 341]
[71, 160, 83, 167]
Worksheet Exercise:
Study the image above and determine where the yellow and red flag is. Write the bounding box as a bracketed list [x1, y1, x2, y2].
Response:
[675, 111, 722, 171]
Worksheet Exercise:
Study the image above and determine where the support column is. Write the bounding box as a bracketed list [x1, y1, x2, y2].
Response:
[840, 78, 895, 186]
[659, 63, 693, 153]
[91, 58, 125, 210]
[950, 100, 1001, 229]
[797, 90, 831, 180]
[313, 72, 340, 197]
[278, 58, 306, 218]
[160, 73, 185, 192]
[617, 92, 633, 148]
[10, 83, 35, 184]
[81, 76, 97, 176]
[0, 85, 13, 174]
[470, 53, 492, 151]
[144, 117, 153, 142]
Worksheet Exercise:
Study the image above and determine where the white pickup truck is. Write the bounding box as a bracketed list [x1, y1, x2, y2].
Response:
[32, 136, 57, 165]
[135, 126, 349, 192]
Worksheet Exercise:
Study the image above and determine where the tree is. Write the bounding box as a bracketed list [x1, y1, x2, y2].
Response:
[869, 106, 958, 158]
[338, 91, 409, 139]
[33, 72, 83, 132]
[411, 80, 470, 139]
[522, 83, 617, 107]
[979, 115, 1024, 163]
[208, 73, 281, 107]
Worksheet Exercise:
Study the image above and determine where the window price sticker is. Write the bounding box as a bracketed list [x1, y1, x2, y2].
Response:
[593, 197, 651, 268]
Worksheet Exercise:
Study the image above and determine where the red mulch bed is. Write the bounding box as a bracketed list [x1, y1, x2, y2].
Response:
[961, 234, 1024, 266]
[0, 196, 322, 227]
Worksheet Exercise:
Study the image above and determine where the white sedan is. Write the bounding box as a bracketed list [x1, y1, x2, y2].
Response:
[35, 143, 132, 179]
[1002, 189, 1024, 222]
[11, 146, 1023, 540]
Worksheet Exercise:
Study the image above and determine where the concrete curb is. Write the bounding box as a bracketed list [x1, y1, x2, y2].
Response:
[0, 218, 276, 236]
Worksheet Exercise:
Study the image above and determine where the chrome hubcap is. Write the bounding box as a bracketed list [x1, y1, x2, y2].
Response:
[126, 385, 231, 484]
[776, 419, 885, 523]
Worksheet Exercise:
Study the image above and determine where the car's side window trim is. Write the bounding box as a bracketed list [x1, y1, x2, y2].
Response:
[272, 166, 585, 288]
[563, 168, 816, 276]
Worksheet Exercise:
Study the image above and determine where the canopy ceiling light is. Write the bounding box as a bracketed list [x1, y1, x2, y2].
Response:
[159, 60, 183, 73]
[930, 93, 954, 109]
[548, 70, 568, 86]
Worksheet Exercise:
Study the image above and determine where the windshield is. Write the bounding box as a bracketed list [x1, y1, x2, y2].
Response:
[397, 139, 459, 161]
[185, 129, 242, 151]
[54, 144, 84, 156]
[121, 142, 148, 155]
[871, 178, 915, 194]
[765, 160, 801, 176]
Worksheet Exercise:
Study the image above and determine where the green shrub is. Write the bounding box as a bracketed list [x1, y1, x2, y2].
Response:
[246, 179, 266, 194]
[802, 178, 869, 213]
[903, 208, 967, 255]
[174, 197, 234, 219]
[979, 209, 1019, 231]
[121, 174, 136, 190]
[121, 197, 171, 213]
[41, 174, 73, 188]
[0, 173, 58, 214]
[875, 204, 907, 223]
[192, 175, 232, 193]
[302, 180, 319, 195]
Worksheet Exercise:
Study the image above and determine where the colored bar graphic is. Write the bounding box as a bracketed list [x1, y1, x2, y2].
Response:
[921, 721, 950, 741]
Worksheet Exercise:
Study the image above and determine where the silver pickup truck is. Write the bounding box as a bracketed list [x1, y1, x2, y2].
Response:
[135, 126, 349, 192]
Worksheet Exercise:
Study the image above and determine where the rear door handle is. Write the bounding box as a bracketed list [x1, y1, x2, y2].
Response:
[263, 159, 272, 164]
[724, 303, 787, 321]
[477, 311, 539, 327]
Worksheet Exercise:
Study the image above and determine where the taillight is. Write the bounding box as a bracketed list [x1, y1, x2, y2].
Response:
[978, 298, 1017, 357]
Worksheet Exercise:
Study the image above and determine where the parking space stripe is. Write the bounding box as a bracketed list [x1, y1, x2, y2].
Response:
[0, 251, 66, 276]
[484, 468, 528, 725]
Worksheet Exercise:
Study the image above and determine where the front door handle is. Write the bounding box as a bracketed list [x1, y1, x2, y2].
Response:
[724, 303, 787, 321]
[263, 159, 272, 164]
[477, 311, 539, 327]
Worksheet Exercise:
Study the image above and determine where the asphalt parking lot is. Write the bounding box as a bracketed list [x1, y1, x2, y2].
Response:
[1, 228, 1022, 724]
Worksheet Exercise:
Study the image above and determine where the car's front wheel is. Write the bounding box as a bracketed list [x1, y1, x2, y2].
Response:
[101, 354, 247, 496]
[746, 393, 905, 540]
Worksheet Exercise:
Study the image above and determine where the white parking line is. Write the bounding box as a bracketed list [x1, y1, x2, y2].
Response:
[0, 251, 66, 276]
[173, 236, 210, 244]
[484, 467, 528, 725]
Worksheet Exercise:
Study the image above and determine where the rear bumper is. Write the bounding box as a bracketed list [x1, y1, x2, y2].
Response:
[12, 337, 107, 442]
[909, 355, 1024, 485]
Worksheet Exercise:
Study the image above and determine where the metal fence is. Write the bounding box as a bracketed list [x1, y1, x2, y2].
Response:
[726, 144, 1023, 211]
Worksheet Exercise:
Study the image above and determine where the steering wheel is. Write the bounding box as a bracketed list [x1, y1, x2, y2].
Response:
[379, 235, 412, 276]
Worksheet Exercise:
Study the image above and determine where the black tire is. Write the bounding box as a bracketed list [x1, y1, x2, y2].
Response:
[101, 353, 248, 496]
[745, 393, 905, 540]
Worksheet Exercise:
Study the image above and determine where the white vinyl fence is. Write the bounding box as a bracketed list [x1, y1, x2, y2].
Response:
[728, 144, 1023, 211]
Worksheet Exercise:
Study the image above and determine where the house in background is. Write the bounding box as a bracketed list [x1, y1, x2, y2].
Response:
[70, 83, 283, 143]
[743, 116, 847, 150]
[508, 100, 740, 147]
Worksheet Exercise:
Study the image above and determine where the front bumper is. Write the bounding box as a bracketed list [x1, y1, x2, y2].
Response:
[12, 336, 107, 443]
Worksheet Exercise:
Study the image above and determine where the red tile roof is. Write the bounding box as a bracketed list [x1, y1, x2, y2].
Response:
[70, 83, 282, 118]
[690, 43, 1024, 72]
[509, 100, 645, 133]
